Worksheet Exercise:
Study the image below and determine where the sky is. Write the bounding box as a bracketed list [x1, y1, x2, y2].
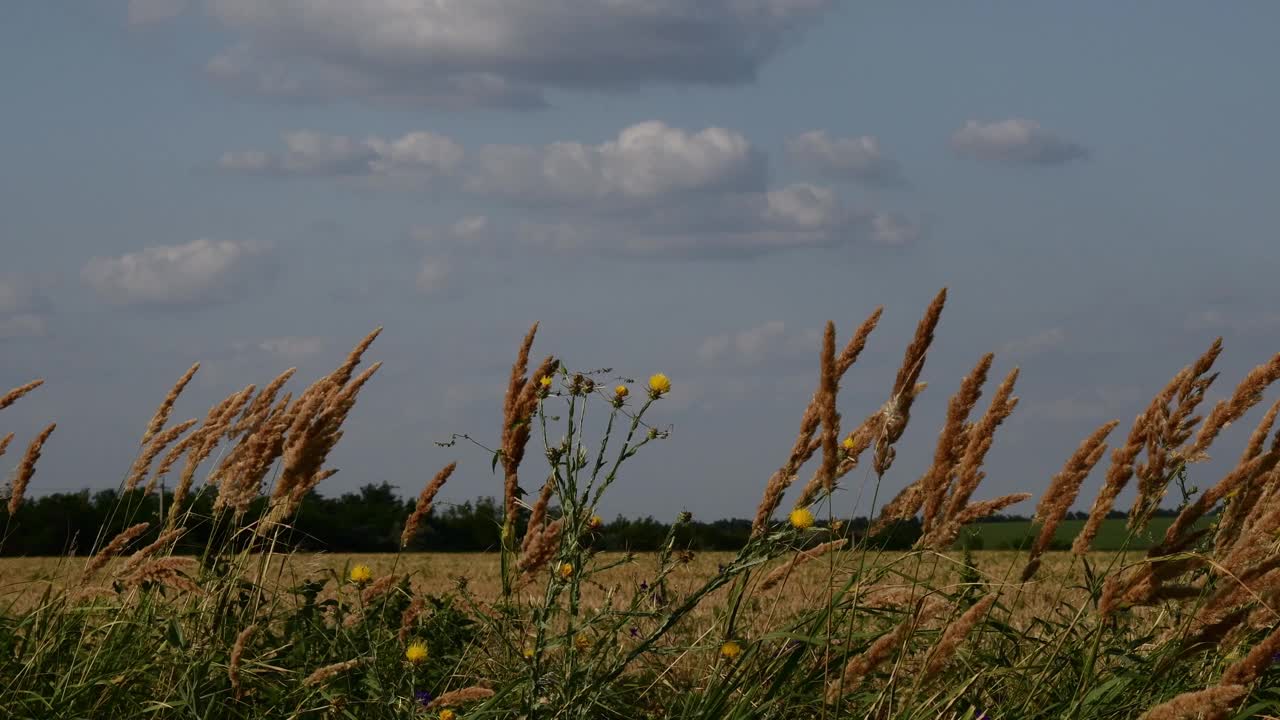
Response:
[3, 1, 1280, 522]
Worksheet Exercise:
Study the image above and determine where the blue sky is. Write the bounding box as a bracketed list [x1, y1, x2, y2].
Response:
[3, 1, 1279, 521]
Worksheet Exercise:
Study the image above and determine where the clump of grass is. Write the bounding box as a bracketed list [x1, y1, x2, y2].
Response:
[3, 292, 1280, 719]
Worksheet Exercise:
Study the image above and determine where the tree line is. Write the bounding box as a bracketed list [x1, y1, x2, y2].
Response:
[0, 483, 1178, 556]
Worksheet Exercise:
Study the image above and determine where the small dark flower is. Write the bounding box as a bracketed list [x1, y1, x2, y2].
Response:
[630, 626, 640, 638]
[639, 580, 648, 591]
[414, 690, 432, 707]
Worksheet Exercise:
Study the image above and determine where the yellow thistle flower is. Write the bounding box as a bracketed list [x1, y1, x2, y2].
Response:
[720, 640, 742, 661]
[539, 375, 553, 389]
[574, 633, 591, 651]
[405, 642, 429, 664]
[587, 515, 603, 531]
[615, 384, 629, 398]
[648, 373, 671, 397]
[439, 711, 456, 720]
[789, 508, 815, 530]
[558, 562, 575, 579]
[349, 564, 373, 584]
[842, 436, 855, 450]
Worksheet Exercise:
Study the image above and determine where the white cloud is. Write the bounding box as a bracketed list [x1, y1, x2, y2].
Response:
[416, 257, 452, 294]
[256, 336, 326, 359]
[785, 131, 902, 185]
[128, 0, 186, 25]
[221, 130, 462, 179]
[698, 320, 818, 366]
[0, 279, 47, 339]
[1000, 328, 1066, 357]
[450, 216, 490, 242]
[82, 239, 274, 307]
[203, 0, 834, 108]
[1185, 309, 1280, 336]
[950, 118, 1088, 166]
[467, 122, 765, 204]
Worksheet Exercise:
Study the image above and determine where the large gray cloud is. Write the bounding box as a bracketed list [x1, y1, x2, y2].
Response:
[223, 121, 923, 259]
[82, 239, 276, 307]
[202, 0, 834, 108]
[950, 118, 1088, 166]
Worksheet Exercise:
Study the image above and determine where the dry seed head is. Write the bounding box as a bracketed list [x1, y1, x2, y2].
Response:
[127, 418, 199, 493]
[402, 462, 457, 548]
[0, 432, 13, 458]
[1221, 621, 1280, 686]
[828, 596, 946, 701]
[118, 528, 185, 577]
[1074, 409, 1152, 554]
[328, 327, 382, 390]
[7, 422, 55, 515]
[518, 519, 563, 577]
[141, 363, 199, 446]
[760, 539, 847, 591]
[301, 658, 367, 687]
[943, 367, 1019, 522]
[1022, 421, 1117, 579]
[120, 556, 200, 593]
[521, 476, 557, 553]
[1139, 685, 1247, 720]
[229, 624, 257, 700]
[922, 595, 997, 681]
[426, 687, 496, 710]
[875, 288, 948, 476]
[1190, 351, 1280, 460]
[81, 522, 150, 583]
[921, 354, 994, 534]
[817, 321, 841, 496]
[0, 379, 43, 411]
[398, 595, 426, 643]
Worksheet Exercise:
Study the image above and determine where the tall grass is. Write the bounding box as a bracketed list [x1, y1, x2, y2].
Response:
[2, 291, 1280, 719]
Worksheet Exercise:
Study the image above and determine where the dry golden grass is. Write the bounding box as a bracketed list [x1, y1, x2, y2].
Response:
[0, 550, 1120, 625]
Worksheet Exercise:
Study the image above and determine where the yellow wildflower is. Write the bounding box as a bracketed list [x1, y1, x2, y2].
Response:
[842, 436, 855, 450]
[559, 562, 574, 579]
[648, 373, 671, 397]
[539, 375, 553, 389]
[574, 633, 591, 651]
[439, 711, 456, 720]
[349, 564, 373, 584]
[587, 515, 603, 531]
[789, 508, 815, 530]
[720, 640, 742, 661]
[615, 384, 629, 398]
[522, 646, 535, 660]
[405, 642, 429, 664]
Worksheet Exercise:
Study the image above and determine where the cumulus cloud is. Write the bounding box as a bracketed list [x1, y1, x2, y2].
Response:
[220, 130, 463, 179]
[82, 239, 274, 307]
[230, 121, 922, 258]
[1000, 328, 1066, 357]
[467, 122, 766, 204]
[0, 279, 48, 339]
[202, 0, 834, 108]
[950, 118, 1088, 166]
[785, 131, 903, 185]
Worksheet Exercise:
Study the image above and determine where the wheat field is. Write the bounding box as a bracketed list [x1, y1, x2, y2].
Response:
[4, 290, 1280, 719]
